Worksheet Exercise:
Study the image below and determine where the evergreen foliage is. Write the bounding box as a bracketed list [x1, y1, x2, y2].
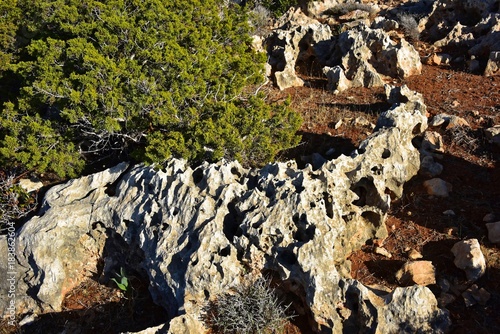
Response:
[0, 0, 301, 177]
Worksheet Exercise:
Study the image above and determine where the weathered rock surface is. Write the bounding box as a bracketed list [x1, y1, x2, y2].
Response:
[324, 24, 421, 92]
[421, 0, 500, 74]
[266, 8, 333, 90]
[1, 87, 451, 332]
[451, 239, 487, 282]
[265, 7, 421, 91]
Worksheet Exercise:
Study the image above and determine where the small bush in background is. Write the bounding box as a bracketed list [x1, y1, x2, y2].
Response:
[398, 13, 420, 42]
[201, 277, 294, 334]
[249, 0, 300, 18]
[325, 2, 378, 17]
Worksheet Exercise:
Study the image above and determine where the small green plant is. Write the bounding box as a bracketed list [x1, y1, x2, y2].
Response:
[201, 277, 294, 334]
[111, 267, 129, 293]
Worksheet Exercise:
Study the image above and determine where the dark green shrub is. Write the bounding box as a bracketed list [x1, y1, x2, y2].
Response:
[201, 278, 294, 334]
[0, 0, 301, 177]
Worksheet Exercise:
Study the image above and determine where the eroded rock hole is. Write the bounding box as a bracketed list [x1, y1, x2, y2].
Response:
[361, 210, 383, 228]
[412, 122, 422, 135]
[278, 248, 298, 266]
[371, 165, 383, 175]
[293, 225, 316, 243]
[192, 167, 204, 185]
[218, 245, 231, 257]
[91, 221, 105, 230]
[292, 213, 315, 243]
[350, 177, 381, 207]
[230, 167, 242, 178]
[222, 199, 243, 243]
[382, 149, 391, 159]
[323, 192, 334, 219]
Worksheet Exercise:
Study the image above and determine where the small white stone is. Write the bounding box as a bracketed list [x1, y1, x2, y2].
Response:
[375, 246, 392, 258]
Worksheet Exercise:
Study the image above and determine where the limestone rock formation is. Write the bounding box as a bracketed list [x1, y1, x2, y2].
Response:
[421, 0, 500, 74]
[324, 24, 421, 92]
[0, 87, 451, 332]
[266, 8, 333, 90]
[265, 6, 421, 91]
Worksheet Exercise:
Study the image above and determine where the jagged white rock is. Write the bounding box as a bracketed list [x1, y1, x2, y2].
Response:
[0, 86, 451, 333]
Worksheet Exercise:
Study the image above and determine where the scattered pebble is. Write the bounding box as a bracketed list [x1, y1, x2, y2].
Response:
[334, 119, 343, 129]
[423, 178, 453, 197]
[438, 278, 451, 293]
[375, 246, 392, 258]
[483, 213, 496, 223]
[443, 210, 456, 216]
[408, 249, 423, 260]
[438, 293, 456, 307]
[462, 284, 491, 307]
[485, 221, 500, 244]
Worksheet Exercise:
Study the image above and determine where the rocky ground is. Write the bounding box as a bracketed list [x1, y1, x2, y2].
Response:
[276, 63, 500, 333]
[4, 60, 498, 334]
[2, 1, 500, 333]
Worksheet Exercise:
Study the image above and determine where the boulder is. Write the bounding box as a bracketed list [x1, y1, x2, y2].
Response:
[421, 131, 445, 154]
[323, 65, 350, 93]
[462, 284, 491, 307]
[1, 87, 450, 332]
[18, 178, 44, 193]
[451, 239, 487, 282]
